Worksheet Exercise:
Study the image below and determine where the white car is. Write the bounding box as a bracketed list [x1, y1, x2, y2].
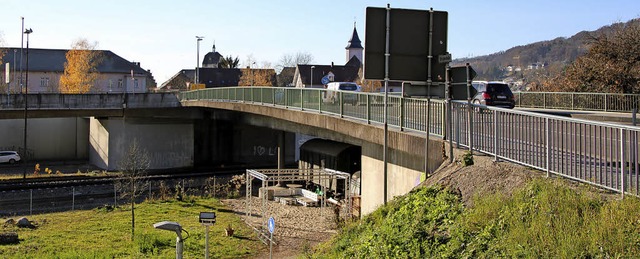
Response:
[0, 151, 21, 164]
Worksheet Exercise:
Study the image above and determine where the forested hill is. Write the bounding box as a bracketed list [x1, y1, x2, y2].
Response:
[452, 18, 640, 87]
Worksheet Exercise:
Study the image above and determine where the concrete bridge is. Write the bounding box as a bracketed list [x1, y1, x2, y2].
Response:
[3, 89, 638, 213]
[0, 92, 443, 214]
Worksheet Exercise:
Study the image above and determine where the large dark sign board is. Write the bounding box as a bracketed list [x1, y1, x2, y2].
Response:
[449, 65, 478, 100]
[364, 7, 448, 82]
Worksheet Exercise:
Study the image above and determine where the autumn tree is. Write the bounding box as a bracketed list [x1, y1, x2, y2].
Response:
[59, 39, 103, 93]
[220, 55, 240, 68]
[548, 20, 640, 93]
[357, 66, 382, 92]
[116, 139, 150, 241]
[238, 68, 276, 86]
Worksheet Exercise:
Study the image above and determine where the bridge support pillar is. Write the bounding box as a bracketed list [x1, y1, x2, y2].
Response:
[89, 117, 194, 171]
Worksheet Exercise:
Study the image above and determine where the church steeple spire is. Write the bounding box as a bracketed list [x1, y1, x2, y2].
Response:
[345, 23, 363, 49]
[345, 23, 363, 64]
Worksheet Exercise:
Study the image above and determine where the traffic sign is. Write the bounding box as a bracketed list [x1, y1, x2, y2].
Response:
[364, 7, 448, 82]
[321, 75, 330, 85]
[268, 217, 275, 234]
[448, 65, 478, 100]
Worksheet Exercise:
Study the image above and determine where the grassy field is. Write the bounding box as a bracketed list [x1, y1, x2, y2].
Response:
[0, 197, 264, 258]
[314, 178, 640, 258]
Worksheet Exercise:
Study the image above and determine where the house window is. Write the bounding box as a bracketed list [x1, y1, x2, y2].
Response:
[109, 80, 113, 92]
[40, 77, 49, 87]
[118, 79, 123, 89]
[134, 79, 139, 89]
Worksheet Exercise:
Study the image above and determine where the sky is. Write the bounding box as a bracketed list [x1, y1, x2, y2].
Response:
[1, 0, 639, 85]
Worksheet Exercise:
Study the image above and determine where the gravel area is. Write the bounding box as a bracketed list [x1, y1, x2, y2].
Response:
[221, 196, 339, 258]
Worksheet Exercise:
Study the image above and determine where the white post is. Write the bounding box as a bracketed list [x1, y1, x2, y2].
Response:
[205, 225, 210, 259]
[176, 237, 184, 259]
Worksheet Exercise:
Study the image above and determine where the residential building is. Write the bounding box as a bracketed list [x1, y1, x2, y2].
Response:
[0, 48, 153, 93]
[291, 25, 363, 88]
[161, 44, 276, 89]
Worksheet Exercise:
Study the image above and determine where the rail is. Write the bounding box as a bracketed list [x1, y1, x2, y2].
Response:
[182, 87, 640, 198]
[452, 101, 640, 197]
[515, 91, 640, 112]
[180, 87, 447, 138]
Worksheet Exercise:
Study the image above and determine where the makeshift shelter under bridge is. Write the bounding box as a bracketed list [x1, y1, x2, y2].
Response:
[245, 168, 353, 228]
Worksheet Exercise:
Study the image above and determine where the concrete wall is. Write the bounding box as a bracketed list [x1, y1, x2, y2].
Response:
[0, 117, 88, 161]
[89, 117, 110, 169]
[90, 117, 193, 170]
[360, 142, 435, 215]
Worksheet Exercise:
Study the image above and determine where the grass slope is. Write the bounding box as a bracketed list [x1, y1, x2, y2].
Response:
[315, 179, 640, 258]
[0, 198, 263, 258]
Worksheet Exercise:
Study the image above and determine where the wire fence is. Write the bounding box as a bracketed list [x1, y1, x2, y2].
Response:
[0, 175, 243, 217]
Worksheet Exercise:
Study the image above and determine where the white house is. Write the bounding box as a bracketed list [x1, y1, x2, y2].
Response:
[1, 48, 154, 93]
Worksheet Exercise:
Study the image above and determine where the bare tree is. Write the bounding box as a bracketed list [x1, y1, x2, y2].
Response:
[277, 51, 314, 72]
[116, 139, 150, 241]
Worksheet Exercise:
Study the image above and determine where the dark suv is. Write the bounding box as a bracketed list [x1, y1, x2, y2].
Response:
[471, 81, 515, 109]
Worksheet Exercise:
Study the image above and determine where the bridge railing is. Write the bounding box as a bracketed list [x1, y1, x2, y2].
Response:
[0, 93, 181, 110]
[515, 91, 640, 112]
[182, 87, 640, 197]
[452, 101, 640, 197]
[180, 87, 447, 138]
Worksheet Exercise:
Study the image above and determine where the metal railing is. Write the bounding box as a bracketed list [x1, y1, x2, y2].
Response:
[452, 101, 640, 197]
[515, 91, 640, 112]
[180, 87, 447, 138]
[181, 87, 640, 197]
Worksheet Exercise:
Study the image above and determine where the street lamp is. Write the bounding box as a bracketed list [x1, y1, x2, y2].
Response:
[195, 36, 204, 86]
[154, 221, 188, 259]
[22, 27, 32, 180]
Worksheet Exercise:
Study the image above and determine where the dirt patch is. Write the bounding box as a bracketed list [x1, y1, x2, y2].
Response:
[421, 152, 542, 206]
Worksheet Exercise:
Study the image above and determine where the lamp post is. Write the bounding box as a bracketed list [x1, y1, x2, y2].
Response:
[195, 36, 204, 86]
[23, 27, 32, 180]
[310, 66, 315, 88]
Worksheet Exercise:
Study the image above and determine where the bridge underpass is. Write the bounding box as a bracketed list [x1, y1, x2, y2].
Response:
[183, 99, 445, 215]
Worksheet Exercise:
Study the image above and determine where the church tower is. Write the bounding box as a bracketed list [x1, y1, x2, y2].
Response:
[345, 23, 363, 64]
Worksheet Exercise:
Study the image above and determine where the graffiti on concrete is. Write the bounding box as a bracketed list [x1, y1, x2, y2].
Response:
[253, 145, 277, 156]
[150, 152, 191, 168]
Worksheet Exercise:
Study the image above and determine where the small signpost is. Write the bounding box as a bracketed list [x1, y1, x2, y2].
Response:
[268, 217, 275, 259]
[199, 212, 216, 259]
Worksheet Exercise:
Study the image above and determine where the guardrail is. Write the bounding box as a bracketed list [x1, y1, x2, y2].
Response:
[180, 87, 447, 138]
[182, 87, 640, 198]
[515, 91, 640, 112]
[0, 93, 182, 110]
[452, 101, 640, 197]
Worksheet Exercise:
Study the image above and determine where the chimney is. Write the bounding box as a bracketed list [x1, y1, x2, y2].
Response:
[331, 62, 334, 67]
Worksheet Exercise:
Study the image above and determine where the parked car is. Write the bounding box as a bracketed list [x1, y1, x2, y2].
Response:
[0, 151, 21, 164]
[323, 82, 361, 105]
[471, 81, 515, 109]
